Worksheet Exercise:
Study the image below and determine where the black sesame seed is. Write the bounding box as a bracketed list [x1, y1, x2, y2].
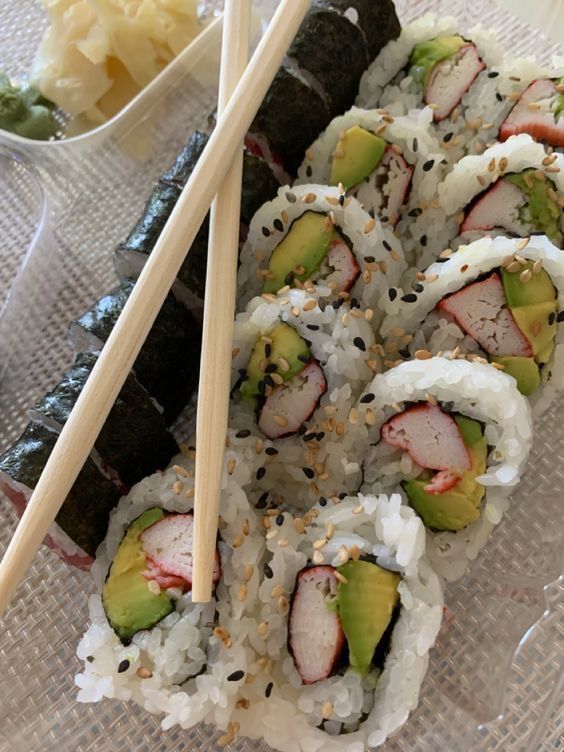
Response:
[353, 337, 366, 351]
[264, 563, 273, 578]
[412, 138, 418, 152]
[265, 363, 277, 374]
[256, 494, 268, 509]
[117, 660, 130, 674]
[420, 235, 427, 247]
[338, 194, 345, 206]
[265, 343, 272, 357]
[496, 92, 503, 102]
[262, 226, 271, 237]
[319, 496, 327, 506]
[86, 656, 94, 663]
[264, 375, 275, 388]
[399, 348, 411, 358]
[316, 432, 325, 441]
[338, 492, 347, 500]
[548, 312, 556, 325]
[383, 241, 392, 252]
[413, 283, 424, 293]
[298, 353, 310, 363]
[557, 311, 564, 323]
[265, 681, 274, 698]
[350, 298, 360, 309]
[305, 165, 313, 177]
[488, 71, 499, 78]
[443, 132, 454, 143]
[265, 447, 279, 456]
[303, 432, 316, 442]
[303, 467, 315, 479]
[360, 393, 375, 404]
[388, 288, 398, 301]
[332, 298, 342, 309]
[285, 271, 294, 285]
[441, 158, 448, 166]
[408, 208, 422, 218]
[365, 255, 375, 263]
[435, 257, 448, 263]
[381, 215, 388, 223]
[276, 514, 285, 526]
[236, 429, 251, 439]
[227, 670, 245, 682]
[401, 293, 417, 303]
[273, 218, 284, 232]
[258, 381, 266, 396]
[285, 191, 296, 203]
[368, 207, 376, 219]
[307, 324, 319, 331]
[239, 368, 247, 376]
[423, 159, 434, 172]
[298, 424, 308, 436]
[256, 466, 266, 480]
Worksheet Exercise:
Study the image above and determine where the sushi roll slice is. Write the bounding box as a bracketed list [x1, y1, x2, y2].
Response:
[354, 357, 533, 580]
[295, 106, 447, 266]
[0, 422, 120, 568]
[237, 184, 405, 313]
[232, 494, 442, 751]
[29, 352, 178, 490]
[68, 280, 201, 424]
[438, 135, 564, 251]
[381, 235, 564, 411]
[228, 294, 375, 507]
[356, 14, 503, 163]
[75, 450, 265, 732]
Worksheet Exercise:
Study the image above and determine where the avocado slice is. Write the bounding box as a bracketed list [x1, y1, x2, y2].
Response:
[404, 415, 487, 531]
[335, 560, 400, 676]
[511, 301, 557, 359]
[490, 356, 541, 396]
[501, 264, 556, 308]
[330, 125, 386, 190]
[263, 212, 337, 294]
[505, 171, 563, 245]
[240, 322, 310, 401]
[102, 508, 174, 642]
[410, 35, 466, 84]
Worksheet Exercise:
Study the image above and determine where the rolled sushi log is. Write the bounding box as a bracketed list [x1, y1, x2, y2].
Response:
[354, 357, 533, 581]
[237, 183, 405, 313]
[0, 422, 120, 567]
[233, 493, 443, 751]
[75, 450, 265, 732]
[228, 294, 376, 506]
[380, 235, 564, 412]
[295, 106, 447, 267]
[356, 14, 503, 164]
[68, 280, 201, 424]
[437, 134, 564, 250]
[29, 352, 178, 490]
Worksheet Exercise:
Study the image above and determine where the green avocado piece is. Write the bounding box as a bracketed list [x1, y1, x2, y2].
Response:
[102, 508, 173, 642]
[505, 171, 563, 245]
[14, 104, 58, 140]
[263, 212, 337, 294]
[336, 560, 400, 676]
[511, 301, 557, 359]
[240, 322, 310, 401]
[404, 415, 487, 530]
[555, 77, 564, 119]
[330, 125, 386, 190]
[410, 35, 466, 85]
[501, 263, 556, 308]
[536, 338, 555, 365]
[491, 356, 541, 396]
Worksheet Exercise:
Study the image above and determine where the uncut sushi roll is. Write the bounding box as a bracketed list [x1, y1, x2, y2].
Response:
[381, 235, 564, 412]
[237, 184, 405, 313]
[75, 450, 265, 732]
[232, 494, 442, 751]
[228, 294, 376, 506]
[438, 134, 564, 251]
[295, 106, 447, 266]
[356, 14, 503, 163]
[353, 357, 533, 580]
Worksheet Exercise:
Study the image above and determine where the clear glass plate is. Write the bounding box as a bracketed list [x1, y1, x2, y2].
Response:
[0, 1, 562, 751]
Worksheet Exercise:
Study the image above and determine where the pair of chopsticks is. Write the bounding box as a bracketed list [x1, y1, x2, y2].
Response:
[0, 0, 311, 615]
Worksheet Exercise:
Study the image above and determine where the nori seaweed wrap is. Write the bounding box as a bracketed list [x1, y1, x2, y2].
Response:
[240, 152, 281, 227]
[287, 9, 369, 117]
[250, 67, 331, 175]
[68, 281, 201, 424]
[313, 0, 401, 60]
[0, 422, 120, 560]
[121, 180, 181, 257]
[29, 352, 178, 489]
[162, 129, 209, 188]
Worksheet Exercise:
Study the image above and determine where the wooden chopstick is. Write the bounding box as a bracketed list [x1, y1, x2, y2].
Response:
[0, 0, 311, 617]
[191, 0, 251, 602]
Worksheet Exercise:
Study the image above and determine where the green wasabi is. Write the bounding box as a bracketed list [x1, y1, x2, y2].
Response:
[0, 72, 59, 140]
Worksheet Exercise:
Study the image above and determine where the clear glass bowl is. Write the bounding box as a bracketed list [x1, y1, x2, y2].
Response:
[0, 1, 562, 751]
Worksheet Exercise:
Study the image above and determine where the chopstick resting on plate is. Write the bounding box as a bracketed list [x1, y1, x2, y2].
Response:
[0, 0, 311, 618]
[191, 0, 252, 602]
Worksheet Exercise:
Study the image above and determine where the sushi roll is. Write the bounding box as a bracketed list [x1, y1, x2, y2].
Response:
[356, 14, 503, 163]
[381, 235, 564, 410]
[75, 450, 265, 732]
[354, 357, 533, 580]
[68, 280, 201, 424]
[0, 422, 120, 568]
[232, 494, 442, 751]
[295, 106, 447, 266]
[438, 134, 564, 251]
[237, 183, 405, 312]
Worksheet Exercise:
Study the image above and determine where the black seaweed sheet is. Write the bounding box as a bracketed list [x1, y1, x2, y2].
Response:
[288, 9, 369, 117]
[69, 281, 201, 424]
[313, 0, 400, 61]
[31, 352, 178, 489]
[251, 67, 331, 175]
[0, 422, 120, 557]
